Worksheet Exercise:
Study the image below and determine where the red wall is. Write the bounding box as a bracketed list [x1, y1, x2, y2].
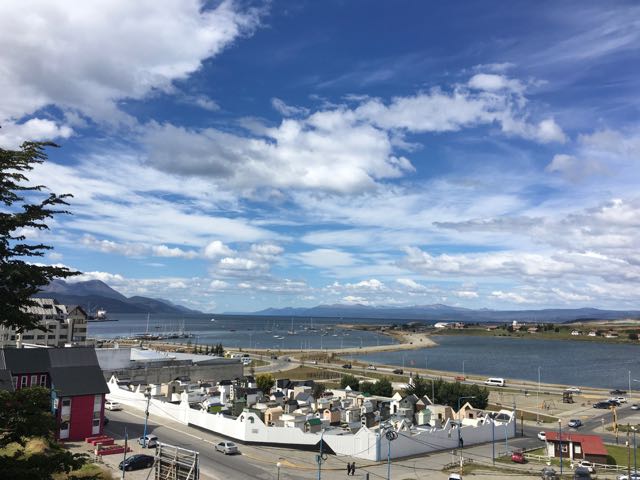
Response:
[14, 372, 49, 389]
[57, 394, 104, 441]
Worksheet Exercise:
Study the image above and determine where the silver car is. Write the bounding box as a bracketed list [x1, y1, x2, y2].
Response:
[215, 441, 238, 455]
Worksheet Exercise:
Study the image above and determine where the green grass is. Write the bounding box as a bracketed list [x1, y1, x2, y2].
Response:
[605, 444, 635, 467]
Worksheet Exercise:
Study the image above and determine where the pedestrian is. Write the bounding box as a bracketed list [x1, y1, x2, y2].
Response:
[351, 462, 356, 475]
[346, 462, 352, 475]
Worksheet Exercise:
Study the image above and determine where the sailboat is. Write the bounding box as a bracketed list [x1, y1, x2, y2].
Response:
[287, 317, 296, 335]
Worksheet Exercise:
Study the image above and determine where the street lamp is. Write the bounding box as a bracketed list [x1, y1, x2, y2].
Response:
[558, 419, 563, 476]
[633, 427, 638, 475]
[456, 395, 475, 474]
[142, 387, 152, 447]
[537, 366, 541, 424]
[383, 424, 398, 480]
[462, 360, 466, 378]
[276, 461, 281, 480]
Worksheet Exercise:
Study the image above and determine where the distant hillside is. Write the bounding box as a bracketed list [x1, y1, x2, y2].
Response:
[252, 303, 640, 323]
[36, 280, 201, 315]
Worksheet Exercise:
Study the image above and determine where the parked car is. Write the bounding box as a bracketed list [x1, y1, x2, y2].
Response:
[609, 399, 622, 406]
[119, 454, 154, 471]
[610, 396, 627, 403]
[573, 466, 592, 479]
[215, 441, 239, 455]
[573, 460, 595, 473]
[541, 466, 558, 479]
[632, 404, 640, 410]
[138, 434, 158, 448]
[448, 474, 462, 480]
[567, 419, 583, 428]
[537, 431, 547, 441]
[105, 400, 121, 411]
[392, 369, 404, 374]
[617, 473, 640, 480]
[511, 451, 526, 464]
[611, 389, 627, 395]
[342, 364, 352, 369]
[593, 401, 610, 409]
[565, 387, 582, 394]
[367, 364, 377, 370]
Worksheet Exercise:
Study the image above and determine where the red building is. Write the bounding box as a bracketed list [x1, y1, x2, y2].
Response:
[544, 431, 609, 464]
[0, 347, 109, 441]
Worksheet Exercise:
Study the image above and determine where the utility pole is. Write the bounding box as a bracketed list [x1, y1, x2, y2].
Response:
[628, 425, 631, 479]
[121, 427, 128, 479]
[142, 388, 152, 447]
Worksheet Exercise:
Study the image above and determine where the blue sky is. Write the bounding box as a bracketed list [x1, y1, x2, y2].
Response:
[1, 1, 639, 312]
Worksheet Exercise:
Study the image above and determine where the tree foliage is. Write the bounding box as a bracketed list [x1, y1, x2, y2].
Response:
[359, 377, 393, 397]
[0, 386, 56, 447]
[427, 379, 490, 409]
[403, 374, 432, 398]
[340, 374, 359, 391]
[255, 373, 275, 394]
[0, 142, 78, 331]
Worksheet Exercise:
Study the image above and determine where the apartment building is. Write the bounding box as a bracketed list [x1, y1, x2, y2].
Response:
[0, 298, 88, 348]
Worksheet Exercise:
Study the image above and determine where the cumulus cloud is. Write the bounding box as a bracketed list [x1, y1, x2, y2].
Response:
[0, 118, 73, 149]
[0, 0, 262, 125]
[204, 240, 235, 259]
[142, 73, 565, 194]
[80, 234, 199, 259]
[271, 98, 310, 116]
[490, 290, 531, 303]
[396, 278, 428, 292]
[68, 271, 126, 284]
[342, 295, 368, 305]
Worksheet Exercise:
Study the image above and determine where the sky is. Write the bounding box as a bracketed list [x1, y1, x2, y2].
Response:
[1, 1, 639, 313]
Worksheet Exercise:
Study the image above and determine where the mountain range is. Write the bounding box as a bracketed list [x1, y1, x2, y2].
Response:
[254, 303, 640, 323]
[37, 280, 201, 315]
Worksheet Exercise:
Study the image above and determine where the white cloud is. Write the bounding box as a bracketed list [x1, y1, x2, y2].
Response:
[455, 290, 479, 299]
[271, 98, 310, 116]
[68, 271, 125, 284]
[80, 234, 198, 259]
[342, 295, 368, 305]
[396, 278, 428, 292]
[345, 279, 385, 291]
[490, 290, 531, 303]
[468, 73, 524, 93]
[0, 118, 73, 149]
[297, 249, 357, 268]
[204, 240, 235, 259]
[209, 280, 229, 290]
[0, 0, 262, 124]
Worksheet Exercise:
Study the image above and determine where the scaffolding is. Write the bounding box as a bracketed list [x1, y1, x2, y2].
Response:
[155, 442, 199, 480]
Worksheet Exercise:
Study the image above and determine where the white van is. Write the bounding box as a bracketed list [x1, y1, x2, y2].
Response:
[484, 377, 505, 387]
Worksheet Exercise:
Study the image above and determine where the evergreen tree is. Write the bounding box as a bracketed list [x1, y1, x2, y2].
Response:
[255, 373, 275, 394]
[0, 142, 78, 331]
[340, 374, 359, 391]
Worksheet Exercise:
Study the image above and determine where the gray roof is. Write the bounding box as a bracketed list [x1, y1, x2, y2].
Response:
[0, 348, 50, 373]
[49, 365, 109, 396]
[0, 369, 14, 392]
[48, 347, 100, 367]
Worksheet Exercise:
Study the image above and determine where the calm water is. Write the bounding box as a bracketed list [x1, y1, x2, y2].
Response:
[87, 313, 397, 350]
[89, 316, 640, 389]
[351, 335, 640, 390]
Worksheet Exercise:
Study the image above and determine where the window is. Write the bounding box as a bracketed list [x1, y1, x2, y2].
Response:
[12, 377, 18, 389]
[92, 419, 100, 427]
[575, 445, 582, 454]
[20, 376, 27, 388]
[30, 375, 37, 386]
[94, 394, 102, 411]
[40, 375, 47, 386]
[93, 411, 101, 419]
[61, 398, 71, 407]
[59, 421, 69, 431]
[561, 444, 568, 453]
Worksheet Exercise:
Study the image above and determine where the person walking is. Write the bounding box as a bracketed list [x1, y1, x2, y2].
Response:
[346, 462, 351, 475]
[351, 462, 356, 475]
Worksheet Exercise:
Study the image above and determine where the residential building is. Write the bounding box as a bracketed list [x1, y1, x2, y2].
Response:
[0, 299, 88, 348]
[0, 347, 109, 441]
[544, 432, 608, 464]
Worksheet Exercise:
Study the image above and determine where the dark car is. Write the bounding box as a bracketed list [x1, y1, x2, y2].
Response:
[541, 466, 558, 479]
[342, 364, 352, 369]
[392, 369, 404, 374]
[610, 389, 627, 395]
[609, 399, 621, 407]
[573, 466, 592, 479]
[593, 401, 611, 409]
[567, 419, 583, 428]
[119, 454, 154, 471]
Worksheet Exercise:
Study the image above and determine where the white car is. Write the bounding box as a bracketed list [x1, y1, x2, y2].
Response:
[610, 396, 628, 403]
[617, 473, 640, 480]
[215, 441, 238, 455]
[631, 404, 640, 410]
[367, 364, 377, 370]
[105, 400, 121, 411]
[138, 434, 158, 448]
[565, 387, 581, 394]
[572, 460, 595, 473]
[537, 431, 546, 441]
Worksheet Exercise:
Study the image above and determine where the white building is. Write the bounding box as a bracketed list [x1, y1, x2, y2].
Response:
[0, 298, 88, 348]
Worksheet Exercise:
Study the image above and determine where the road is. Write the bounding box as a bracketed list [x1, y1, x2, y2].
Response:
[104, 409, 309, 480]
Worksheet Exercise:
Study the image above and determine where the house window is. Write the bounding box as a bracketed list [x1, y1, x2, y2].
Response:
[12, 377, 18, 389]
[40, 375, 47, 386]
[30, 375, 37, 386]
[61, 398, 71, 407]
[575, 445, 582, 454]
[92, 419, 100, 427]
[94, 394, 102, 411]
[561, 444, 568, 453]
[20, 376, 27, 388]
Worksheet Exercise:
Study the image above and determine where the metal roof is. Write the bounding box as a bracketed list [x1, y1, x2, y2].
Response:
[49, 365, 109, 396]
[48, 347, 100, 367]
[0, 348, 50, 373]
